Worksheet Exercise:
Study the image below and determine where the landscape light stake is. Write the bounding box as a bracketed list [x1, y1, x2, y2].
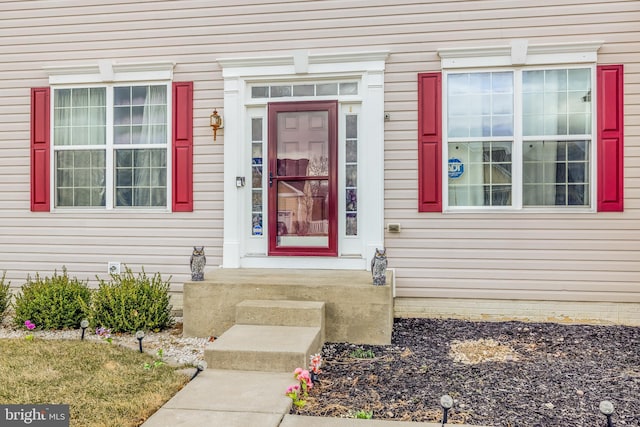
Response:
[440, 394, 454, 426]
[599, 400, 615, 427]
[80, 319, 89, 341]
[190, 361, 207, 381]
[135, 330, 145, 353]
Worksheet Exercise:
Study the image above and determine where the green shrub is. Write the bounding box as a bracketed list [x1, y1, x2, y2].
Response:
[13, 268, 91, 329]
[90, 267, 174, 333]
[0, 271, 11, 319]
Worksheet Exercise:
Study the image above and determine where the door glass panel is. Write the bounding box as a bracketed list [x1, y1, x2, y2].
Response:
[345, 114, 358, 236]
[251, 118, 264, 236]
[275, 109, 330, 249]
[276, 180, 328, 248]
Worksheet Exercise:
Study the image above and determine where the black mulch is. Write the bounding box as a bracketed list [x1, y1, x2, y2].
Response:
[294, 318, 640, 426]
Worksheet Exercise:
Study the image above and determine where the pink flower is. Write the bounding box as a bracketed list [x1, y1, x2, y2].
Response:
[24, 320, 36, 330]
[295, 369, 313, 389]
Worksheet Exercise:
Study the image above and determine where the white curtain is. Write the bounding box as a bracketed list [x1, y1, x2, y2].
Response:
[140, 85, 167, 145]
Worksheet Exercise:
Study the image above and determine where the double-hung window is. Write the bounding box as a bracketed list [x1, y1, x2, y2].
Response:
[53, 84, 170, 209]
[418, 42, 623, 213]
[445, 66, 593, 209]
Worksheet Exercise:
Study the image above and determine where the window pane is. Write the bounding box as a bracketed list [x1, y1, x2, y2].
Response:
[114, 87, 130, 105]
[346, 140, 357, 163]
[249, 117, 265, 236]
[492, 115, 513, 136]
[293, 85, 314, 96]
[346, 189, 357, 212]
[115, 149, 167, 207]
[448, 141, 512, 207]
[346, 115, 358, 139]
[568, 68, 591, 90]
[523, 68, 591, 137]
[54, 88, 105, 147]
[251, 86, 269, 98]
[346, 213, 357, 236]
[72, 89, 88, 107]
[492, 72, 513, 93]
[447, 72, 513, 138]
[252, 213, 263, 235]
[316, 83, 337, 96]
[522, 140, 589, 206]
[339, 82, 358, 95]
[114, 106, 130, 125]
[270, 85, 291, 97]
[55, 150, 105, 207]
[344, 114, 358, 236]
[345, 165, 357, 187]
[114, 85, 168, 146]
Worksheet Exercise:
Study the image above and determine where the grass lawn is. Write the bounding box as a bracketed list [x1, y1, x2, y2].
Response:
[0, 338, 189, 427]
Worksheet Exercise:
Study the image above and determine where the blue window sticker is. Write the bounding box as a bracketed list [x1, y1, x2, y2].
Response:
[448, 158, 464, 179]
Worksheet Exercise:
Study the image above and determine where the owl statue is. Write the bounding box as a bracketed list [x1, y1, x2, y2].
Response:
[371, 247, 387, 286]
[190, 246, 206, 281]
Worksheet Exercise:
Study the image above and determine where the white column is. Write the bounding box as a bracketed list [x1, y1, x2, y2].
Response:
[361, 69, 386, 268]
[222, 77, 242, 268]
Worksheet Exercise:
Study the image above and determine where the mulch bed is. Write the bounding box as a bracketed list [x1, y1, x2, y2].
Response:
[295, 318, 640, 426]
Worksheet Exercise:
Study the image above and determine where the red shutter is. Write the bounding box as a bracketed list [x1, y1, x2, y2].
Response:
[418, 72, 442, 212]
[597, 65, 624, 212]
[172, 81, 194, 212]
[31, 87, 50, 212]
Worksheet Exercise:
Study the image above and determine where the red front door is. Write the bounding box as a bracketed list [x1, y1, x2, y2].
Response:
[267, 101, 338, 256]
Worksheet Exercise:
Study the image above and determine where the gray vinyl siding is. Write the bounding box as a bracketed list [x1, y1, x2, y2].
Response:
[1, 0, 639, 303]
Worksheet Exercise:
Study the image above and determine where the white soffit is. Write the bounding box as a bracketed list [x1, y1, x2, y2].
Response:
[438, 40, 603, 68]
[44, 61, 176, 84]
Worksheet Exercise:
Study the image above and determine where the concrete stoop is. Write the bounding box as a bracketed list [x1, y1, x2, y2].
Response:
[205, 299, 325, 372]
[183, 269, 393, 345]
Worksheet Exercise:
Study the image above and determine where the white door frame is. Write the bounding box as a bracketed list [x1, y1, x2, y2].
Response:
[217, 50, 389, 269]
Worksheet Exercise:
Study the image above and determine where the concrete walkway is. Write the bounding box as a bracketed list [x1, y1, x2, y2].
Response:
[142, 368, 488, 427]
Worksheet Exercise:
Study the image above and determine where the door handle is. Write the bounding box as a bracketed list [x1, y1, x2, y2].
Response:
[269, 172, 274, 187]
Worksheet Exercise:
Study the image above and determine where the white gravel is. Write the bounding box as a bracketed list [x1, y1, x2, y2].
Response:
[0, 315, 208, 367]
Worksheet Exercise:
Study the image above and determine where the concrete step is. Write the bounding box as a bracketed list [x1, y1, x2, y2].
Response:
[235, 299, 326, 343]
[205, 324, 322, 372]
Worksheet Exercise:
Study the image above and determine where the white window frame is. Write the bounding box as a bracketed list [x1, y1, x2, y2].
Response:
[44, 61, 175, 211]
[438, 40, 602, 213]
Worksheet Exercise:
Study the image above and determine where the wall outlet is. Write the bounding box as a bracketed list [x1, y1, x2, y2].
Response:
[108, 262, 121, 275]
[387, 223, 401, 233]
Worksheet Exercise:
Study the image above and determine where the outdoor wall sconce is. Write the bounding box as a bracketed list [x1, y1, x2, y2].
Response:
[210, 109, 223, 141]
